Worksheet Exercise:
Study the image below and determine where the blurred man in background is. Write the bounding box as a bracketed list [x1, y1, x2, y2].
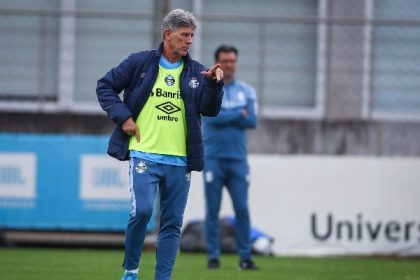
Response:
[202, 45, 258, 270]
[96, 9, 223, 280]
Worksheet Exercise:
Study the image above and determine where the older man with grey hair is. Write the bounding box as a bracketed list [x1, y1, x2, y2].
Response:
[96, 8, 224, 280]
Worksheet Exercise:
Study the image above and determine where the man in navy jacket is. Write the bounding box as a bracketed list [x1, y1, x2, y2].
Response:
[96, 9, 223, 280]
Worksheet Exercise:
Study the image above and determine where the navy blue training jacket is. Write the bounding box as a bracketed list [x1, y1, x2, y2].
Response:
[96, 43, 224, 171]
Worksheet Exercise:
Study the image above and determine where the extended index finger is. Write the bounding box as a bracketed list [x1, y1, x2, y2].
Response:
[208, 63, 221, 73]
[135, 125, 140, 143]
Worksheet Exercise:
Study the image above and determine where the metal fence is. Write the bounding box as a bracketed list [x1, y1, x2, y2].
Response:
[0, 0, 419, 121]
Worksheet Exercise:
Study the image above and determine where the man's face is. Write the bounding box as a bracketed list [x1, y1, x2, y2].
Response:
[164, 26, 194, 57]
[217, 51, 237, 80]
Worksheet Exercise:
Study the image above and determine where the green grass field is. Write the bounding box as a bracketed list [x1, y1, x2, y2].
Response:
[1, 248, 419, 280]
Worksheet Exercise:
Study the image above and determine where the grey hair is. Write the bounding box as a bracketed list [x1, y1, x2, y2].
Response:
[162, 9, 197, 37]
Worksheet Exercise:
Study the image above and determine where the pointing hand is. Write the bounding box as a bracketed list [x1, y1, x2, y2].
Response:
[201, 64, 224, 83]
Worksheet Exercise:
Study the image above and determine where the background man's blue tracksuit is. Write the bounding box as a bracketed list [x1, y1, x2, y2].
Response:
[202, 79, 258, 261]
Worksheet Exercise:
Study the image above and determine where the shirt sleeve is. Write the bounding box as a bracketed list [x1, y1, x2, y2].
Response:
[234, 85, 258, 128]
[203, 107, 244, 126]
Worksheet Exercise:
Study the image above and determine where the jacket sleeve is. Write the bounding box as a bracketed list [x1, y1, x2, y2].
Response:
[234, 86, 258, 128]
[96, 54, 135, 126]
[198, 65, 224, 117]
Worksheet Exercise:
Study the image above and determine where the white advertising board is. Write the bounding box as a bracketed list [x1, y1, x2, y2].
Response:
[184, 155, 420, 256]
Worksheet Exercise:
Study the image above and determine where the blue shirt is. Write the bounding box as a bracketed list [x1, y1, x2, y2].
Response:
[203, 79, 258, 160]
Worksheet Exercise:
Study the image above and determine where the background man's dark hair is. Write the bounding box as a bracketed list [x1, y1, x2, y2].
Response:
[214, 45, 239, 61]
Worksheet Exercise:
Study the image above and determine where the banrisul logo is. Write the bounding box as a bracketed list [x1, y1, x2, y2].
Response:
[150, 88, 181, 99]
[156, 101, 181, 115]
[0, 153, 36, 198]
[164, 74, 175, 86]
[80, 155, 129, 200]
